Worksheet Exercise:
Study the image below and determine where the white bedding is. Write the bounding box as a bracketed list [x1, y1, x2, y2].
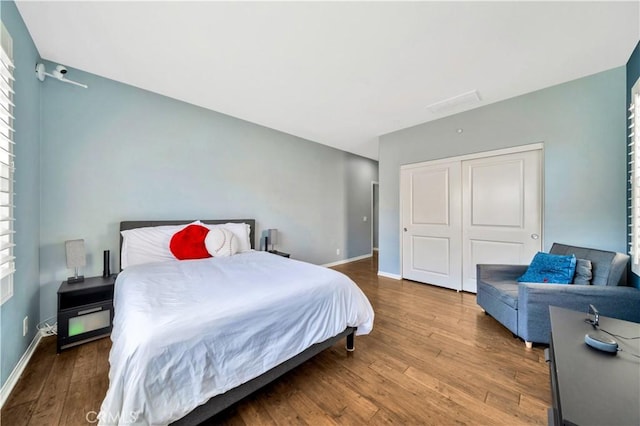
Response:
[99, 251, 374, 425]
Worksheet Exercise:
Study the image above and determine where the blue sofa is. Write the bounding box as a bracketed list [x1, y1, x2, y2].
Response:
[476, 243, 640, 347]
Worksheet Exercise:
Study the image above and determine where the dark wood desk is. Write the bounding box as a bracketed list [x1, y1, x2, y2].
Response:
[548, 306, 640, 426]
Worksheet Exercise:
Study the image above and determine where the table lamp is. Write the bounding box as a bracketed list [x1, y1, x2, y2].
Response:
[65, 239, 86, 283]
[267, 229, 278, 252]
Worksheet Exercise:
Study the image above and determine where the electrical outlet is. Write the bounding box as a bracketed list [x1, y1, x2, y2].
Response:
[336, 248, 340, 256]
[23, 316, 28, 337]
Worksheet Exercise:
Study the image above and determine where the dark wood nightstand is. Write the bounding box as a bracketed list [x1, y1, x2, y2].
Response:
[57, 275, 116, 353]
[268, 250, 290, 258]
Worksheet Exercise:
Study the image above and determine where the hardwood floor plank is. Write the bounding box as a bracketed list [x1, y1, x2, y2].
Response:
[305, 357, 380, 424]
[28, 349, 77, 426]
[317, 350, 458, 424]
[484, 390, 547, 425]
[58, 374, 109, 426]
[518, 393, 549, 423]
[286, 388, 338, 426]
[69, 340, 98, 384]
[515, 369, 553, 404]
[236, 404, 274, 425]
[95, 337, 112, 377]
[403, 366, 521, 425]
[367, 359, 486, 425]
[258, 380, 305, 425]
[318, 373, 379, 422]
[285, 366, 370, 424]
[0, 400, 36, 426]
[4, 254, 550, 425]
[368, 406, 411, 425]
[3, 337, 56, 409]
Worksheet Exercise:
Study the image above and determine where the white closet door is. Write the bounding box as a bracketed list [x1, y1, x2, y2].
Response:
[401, 161, 462, 290]
[461, 149, 542, 293]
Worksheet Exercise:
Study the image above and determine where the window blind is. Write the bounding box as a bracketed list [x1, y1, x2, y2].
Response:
[0, 22, 14, 304]
[629, 86, 640, 274]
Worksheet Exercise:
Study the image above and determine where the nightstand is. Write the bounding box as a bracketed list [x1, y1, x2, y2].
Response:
[57, 275, 116, 353]
[268, 250, 290, 258]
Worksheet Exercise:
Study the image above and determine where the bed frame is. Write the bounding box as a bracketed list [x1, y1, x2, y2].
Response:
[118, 220, 356, 425]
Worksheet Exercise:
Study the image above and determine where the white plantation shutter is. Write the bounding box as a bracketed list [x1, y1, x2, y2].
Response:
[629, 82, 640, 274]
[0, 22, 14, 304]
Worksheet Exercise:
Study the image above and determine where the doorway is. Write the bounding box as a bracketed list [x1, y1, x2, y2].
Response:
[371, 181, 379, 254]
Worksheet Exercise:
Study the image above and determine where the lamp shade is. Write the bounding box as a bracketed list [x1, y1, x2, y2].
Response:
[267, 229, 277, 246]
[65, 239, 86, 269]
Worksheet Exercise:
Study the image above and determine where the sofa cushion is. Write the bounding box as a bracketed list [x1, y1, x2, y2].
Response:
[550, 243, 624, 286]
[518, 252, 577, 284]
[478, 279, 518, 309]
[573, 258, 593, 285]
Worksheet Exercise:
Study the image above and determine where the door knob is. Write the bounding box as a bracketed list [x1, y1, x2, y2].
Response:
[404, 228, 407, 232]
[531, 234, 539, 240]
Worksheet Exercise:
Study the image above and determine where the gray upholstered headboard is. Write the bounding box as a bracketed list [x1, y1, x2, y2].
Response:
[119, 219, 256, 268]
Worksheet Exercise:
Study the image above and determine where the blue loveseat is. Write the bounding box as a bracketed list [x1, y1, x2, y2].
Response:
[476, 243, 640, 347]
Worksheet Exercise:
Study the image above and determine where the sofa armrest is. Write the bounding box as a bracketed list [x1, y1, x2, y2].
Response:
[518, 284, 640, 343]
[477, 264, 528, 283]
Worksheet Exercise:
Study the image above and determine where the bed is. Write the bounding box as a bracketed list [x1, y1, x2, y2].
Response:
[99, 219, 374, 426]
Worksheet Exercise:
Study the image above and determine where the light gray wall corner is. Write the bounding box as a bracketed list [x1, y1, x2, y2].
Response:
[378, 66, 626, 276]
[0, 0, 41, 388]
[38, 62, 379, 322]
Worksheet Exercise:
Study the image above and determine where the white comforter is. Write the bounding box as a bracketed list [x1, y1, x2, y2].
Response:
[99, 251, 374, 425]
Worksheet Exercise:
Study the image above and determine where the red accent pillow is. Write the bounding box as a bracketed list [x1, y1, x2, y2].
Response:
[169, 224, 212, 260]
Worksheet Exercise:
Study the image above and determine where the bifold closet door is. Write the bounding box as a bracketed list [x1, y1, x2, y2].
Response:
[401, 161, 462, 291]
[461, 149, 542, 293]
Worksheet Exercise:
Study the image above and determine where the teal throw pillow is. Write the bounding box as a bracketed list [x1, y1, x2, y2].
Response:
[518, 252, 577, 284]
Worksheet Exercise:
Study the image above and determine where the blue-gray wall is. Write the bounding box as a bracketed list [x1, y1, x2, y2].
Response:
[627, 41, 640, 289]
[38, 62, 378, 322]
[378, 67, 626, 276]
[0, 1, 41, 388]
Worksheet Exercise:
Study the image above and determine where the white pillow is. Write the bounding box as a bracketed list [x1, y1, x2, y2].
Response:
[121, 222, 199, 269]
[205, 227, 239, 257]
[204, 222, 252, 252]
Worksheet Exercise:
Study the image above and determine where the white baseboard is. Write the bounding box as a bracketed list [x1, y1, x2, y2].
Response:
[377, 271, 402, 280]
[0, 330, 44, 409]
[322, 253, 372, 268]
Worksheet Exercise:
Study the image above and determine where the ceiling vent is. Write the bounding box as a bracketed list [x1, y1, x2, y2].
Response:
[427, 90, 481, 114]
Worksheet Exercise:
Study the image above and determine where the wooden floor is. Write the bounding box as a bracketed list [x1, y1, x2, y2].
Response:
[2, 254, 550, 425]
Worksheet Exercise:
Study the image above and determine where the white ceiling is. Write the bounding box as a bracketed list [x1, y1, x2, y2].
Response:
[15, 1, 640, 160]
